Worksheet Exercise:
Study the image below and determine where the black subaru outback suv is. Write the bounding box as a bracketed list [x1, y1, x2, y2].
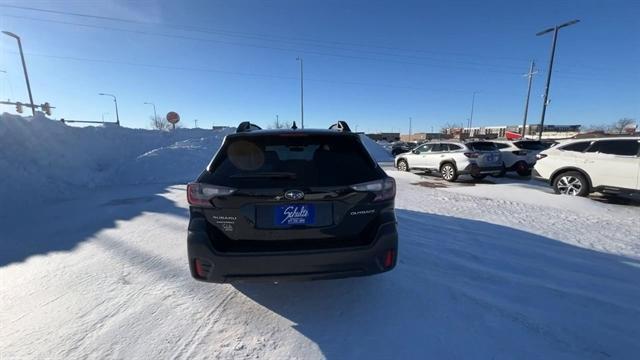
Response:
[187, 121, 398, 283]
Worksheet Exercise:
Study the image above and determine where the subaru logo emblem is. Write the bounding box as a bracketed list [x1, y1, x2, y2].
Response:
[284, 190, 305, 201]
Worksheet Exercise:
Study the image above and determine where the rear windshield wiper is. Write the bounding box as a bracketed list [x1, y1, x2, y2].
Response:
[230, 172, 297, 179]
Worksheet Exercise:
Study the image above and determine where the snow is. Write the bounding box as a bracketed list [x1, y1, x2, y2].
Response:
[1, 115, 640, 359]
[0, 113, 231, 213]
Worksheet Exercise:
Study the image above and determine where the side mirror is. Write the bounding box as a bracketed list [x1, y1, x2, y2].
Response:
[412, 150, 420, 154]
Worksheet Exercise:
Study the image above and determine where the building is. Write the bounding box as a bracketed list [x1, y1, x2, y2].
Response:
[366, 132, 400, 142]
[444, 124, 581, 140]
[399, 132, 447, 142]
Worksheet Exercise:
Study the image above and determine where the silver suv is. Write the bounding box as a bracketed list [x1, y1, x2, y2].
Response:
[395, 141, 503, 181]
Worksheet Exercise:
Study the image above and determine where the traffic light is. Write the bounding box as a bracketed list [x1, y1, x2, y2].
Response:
[42, 102, 51, 116]
[16, 102, 23, 114]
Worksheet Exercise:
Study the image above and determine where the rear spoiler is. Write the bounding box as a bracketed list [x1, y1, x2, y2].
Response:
[236, 121, 262, 133]
[329, 121, 351, 132]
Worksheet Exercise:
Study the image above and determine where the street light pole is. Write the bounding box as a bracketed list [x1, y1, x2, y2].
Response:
[409, 117, 412, 142]
[521, 60, 537, 138]
[536, 19, 580, 140]
[2, 31, 35, 116]
[99, 93, 120, 126]
[296, 57, 304, 129]
[144, 102, 157, 122]
[469, 92, 477, 129]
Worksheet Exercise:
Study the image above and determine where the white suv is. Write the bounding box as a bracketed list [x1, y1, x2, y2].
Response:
[493, 140, 547, 176]
[395, 141, 503, 182]
[533, 137, 640, 196]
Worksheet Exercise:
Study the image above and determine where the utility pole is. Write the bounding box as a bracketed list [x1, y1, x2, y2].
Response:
[296, 57, 304, 129]
[521, 61, 537, 138]
[276, 114, 279, 128]
[469, 92, 477, 129]
[536, 19, 580, 140]
[2, 31, 35, 116]
[99, 93, 120, 126]
[194, 119, 198, 128]
[409, 117, 413, 142]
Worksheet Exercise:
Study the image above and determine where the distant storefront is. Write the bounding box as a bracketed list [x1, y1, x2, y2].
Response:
[366, 132, 400, 142]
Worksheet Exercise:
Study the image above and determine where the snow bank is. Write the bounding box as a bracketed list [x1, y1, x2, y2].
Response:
[0, 115, 393, 211]
[0, 113, 229, 209]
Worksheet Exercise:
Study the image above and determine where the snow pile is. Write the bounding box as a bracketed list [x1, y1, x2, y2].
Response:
[112, 137, 223, 185]
[0, 114, 394, 211]
[0, 113, 229, 209]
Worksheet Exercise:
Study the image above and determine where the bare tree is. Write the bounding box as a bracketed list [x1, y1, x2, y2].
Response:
[610, 118, 636, 134]
[150, 115, 172, 131]
[441, 122, 464, 133]
[268, 119, 292, 129]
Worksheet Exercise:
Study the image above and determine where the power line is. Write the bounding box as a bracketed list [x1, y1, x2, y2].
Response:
[0, 5, 619, 77]
[1, 13, 528, 75]
[2, 50, 476, 93]
[3, 4, 622, 76]
[0, 4, 532, 63]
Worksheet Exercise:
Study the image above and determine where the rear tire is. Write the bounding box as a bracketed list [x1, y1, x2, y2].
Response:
[440, 163, 458, 182]
[397, 159, 409, 172]
[515, 161, 531, 176]
[553, 171, 589, 197]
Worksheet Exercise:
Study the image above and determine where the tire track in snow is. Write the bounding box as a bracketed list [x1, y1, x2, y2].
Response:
[170, 290, 238, 360]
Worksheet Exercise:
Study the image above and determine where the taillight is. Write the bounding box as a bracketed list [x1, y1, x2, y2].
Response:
[383, 249, 396, 269]
[536, 153, 548, 160]
[186, 183, 236, 207]
[512, 150, 528, 156]
[464, 152, 479, 158]
[193, 258, 212, 279]
[351, 177, 396, 202]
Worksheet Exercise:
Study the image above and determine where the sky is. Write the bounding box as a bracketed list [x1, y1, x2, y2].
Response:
[0, 0, 638, 133]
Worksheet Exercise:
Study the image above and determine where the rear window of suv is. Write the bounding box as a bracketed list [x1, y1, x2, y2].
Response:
[203, 134, 382, 188]
[466, 142, 497, 151]
[514, 141, 546, 150]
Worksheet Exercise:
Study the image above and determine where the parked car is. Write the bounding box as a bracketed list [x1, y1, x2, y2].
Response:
[533, 137, 640, 196]
[186, 121, 398, 283]
[390, 141, 415, 156]
[492, 140, 546, 176]
[395, 141, 503, 182]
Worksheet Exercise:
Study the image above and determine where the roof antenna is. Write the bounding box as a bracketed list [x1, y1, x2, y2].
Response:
[291, 121, 298, 130]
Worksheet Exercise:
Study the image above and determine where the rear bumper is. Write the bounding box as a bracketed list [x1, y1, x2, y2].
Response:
[461, 164, 503, 175]
[187, 219, 398, 283]
[506, 161, 535, 171]
[531, 168, 549, 182]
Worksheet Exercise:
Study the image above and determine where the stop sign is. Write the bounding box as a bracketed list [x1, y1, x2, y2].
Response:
[166, 111, 180, 124]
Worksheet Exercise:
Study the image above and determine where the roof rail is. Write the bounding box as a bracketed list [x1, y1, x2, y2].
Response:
[236, 121, 262, 133]
[329, 121, 351, 132]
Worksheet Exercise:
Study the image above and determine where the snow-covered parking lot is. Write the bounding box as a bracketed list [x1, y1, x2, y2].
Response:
[1, 115, 639, 359]
[2, 172, 640, 359]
